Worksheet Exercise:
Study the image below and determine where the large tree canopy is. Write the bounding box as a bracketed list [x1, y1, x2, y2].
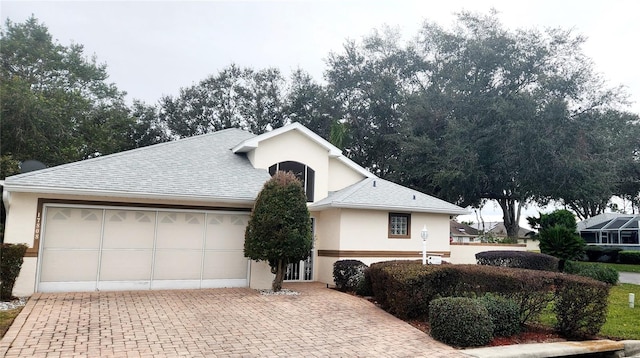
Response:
[3, 13, 638, 237]
[410, 12, 631, 237]
[0, 16, 169, 177]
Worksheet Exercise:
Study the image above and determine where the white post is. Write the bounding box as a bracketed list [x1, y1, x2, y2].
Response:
[421, 225, 428, 265]
[630, 293, 635, 308]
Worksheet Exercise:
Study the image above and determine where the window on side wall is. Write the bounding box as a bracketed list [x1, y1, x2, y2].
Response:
[389, 213, 411, 238]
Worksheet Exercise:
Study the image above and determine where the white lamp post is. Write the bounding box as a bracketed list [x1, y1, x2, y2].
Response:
[421, 225, 428, 265]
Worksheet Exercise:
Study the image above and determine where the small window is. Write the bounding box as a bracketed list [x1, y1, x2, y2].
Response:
[389, 213, 411, 238]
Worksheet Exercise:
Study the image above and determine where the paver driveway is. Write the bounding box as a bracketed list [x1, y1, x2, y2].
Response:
[0, 283, 466, 357]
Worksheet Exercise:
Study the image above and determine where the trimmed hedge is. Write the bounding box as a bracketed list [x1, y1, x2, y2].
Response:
[429, 297, 494, 347]
[368, 261, 555, 324]
[619, 251, 640, 265]
[585, 246, 604, 262]
[368, 260, 611, 338]
[554, 274, 610, 338]
[476, 250, 559, 272]
[478, 293, 521, 337]
[0, 243, 28, 300]
[564, 261, 618, 285]
[333, 260, 367, 292]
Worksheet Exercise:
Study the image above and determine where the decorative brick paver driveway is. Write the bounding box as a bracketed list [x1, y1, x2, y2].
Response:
[0, 283, 466, 357]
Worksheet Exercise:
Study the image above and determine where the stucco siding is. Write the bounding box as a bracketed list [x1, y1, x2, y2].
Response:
[248, 129, 330, 202]
[327, 158, 365, 192]
[338, 209, 450, 253]
[313, 209, 341, 251]
[3, 192, 40, 248]
[449, 243, 527, 264]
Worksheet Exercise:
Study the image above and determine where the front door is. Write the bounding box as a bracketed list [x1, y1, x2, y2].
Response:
[285, 218, 314, 281]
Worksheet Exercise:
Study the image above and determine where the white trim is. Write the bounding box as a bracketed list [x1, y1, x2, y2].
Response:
[38, 281, 97, 293]
[336, 156, 376, 178]
[231, 122, 375, 179]
[309, 202, 468, 215]
[233, 122, 342, 157]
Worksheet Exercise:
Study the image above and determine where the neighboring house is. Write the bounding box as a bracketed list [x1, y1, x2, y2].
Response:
[488, 223, 534, 241]
[450, 221, 479, 243]
[578, 213, 640, 249]
[2, 123, 467, 296]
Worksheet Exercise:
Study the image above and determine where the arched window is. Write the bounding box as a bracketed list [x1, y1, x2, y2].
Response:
[268, 161, 315, 202]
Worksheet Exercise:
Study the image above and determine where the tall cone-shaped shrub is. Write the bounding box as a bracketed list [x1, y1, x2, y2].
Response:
[244, 171, 312, 291]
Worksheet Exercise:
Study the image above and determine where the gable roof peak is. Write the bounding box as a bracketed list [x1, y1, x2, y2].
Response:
[232, 122, 342, 157]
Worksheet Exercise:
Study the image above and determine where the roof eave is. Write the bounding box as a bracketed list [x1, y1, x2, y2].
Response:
[309, 201, 469, 215]
[3, 184, 257, 206]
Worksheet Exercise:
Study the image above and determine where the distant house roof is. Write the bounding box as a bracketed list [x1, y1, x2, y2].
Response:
[578, 213, 640, 231]
[576, 212, 633, 231]
[450, 221, 480, 237]
[488, 223, 533, 239]
[3, 128, 271, 205]
[309, 177, 468, 215]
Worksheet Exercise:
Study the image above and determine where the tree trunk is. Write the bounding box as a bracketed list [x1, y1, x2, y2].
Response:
[272, 259, 286, 292]
[497, 198, 521, 240]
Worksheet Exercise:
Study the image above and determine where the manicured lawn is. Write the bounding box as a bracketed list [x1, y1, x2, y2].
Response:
[536, 283, 640, 340]
[601, 283, 640, 339]
[0, 307, 22, 338]
[581, 262, 640, 274]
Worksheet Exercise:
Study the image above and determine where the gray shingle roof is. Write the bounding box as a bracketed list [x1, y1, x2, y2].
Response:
[3, 128, 271, 203]
[310, 177, 468, 215]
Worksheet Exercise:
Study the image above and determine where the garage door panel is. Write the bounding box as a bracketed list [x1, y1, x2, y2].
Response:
[206, 214, 247, 250]
[103, 210, 155, 249]
[43, 208, 102, 249]
[202, 251, 248, 279]
[39, 206, 249, 292]
[40, 250, 99, 282]
[100, 250, 153, 281]
[153, 250, 202, 280]
[156, 212, 204, 249]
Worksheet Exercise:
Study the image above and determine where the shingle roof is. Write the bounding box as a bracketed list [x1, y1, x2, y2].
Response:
[488, 223, 534, 239]
[309, 177, 468, 215]
[3, 128, 271, 204]
[450, 221, 480, 236]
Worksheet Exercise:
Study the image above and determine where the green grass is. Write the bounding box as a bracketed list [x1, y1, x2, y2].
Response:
[0, 307, 22, 338]
[580, 262, 640, 274]
[601, 284, 640, 339]
[536, 283, 640, 340]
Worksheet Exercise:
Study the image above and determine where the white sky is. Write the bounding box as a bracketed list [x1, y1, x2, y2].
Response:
[2, 0, 639, 226]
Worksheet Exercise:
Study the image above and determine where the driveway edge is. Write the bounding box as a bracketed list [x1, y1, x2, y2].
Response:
[0, 293, 40, 356]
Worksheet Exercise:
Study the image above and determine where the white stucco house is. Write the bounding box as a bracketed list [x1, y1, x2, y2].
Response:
[2, 123, 467, 296]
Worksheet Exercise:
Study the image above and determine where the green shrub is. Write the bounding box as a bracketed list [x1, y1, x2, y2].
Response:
[355, 268, 373, 296]
[429, 297, 494, 347]
[0, 243, 28, 300]
[478, 293, 521, 337]
[332, 260, 368, 292]
[368, 261, 555, 323]
[599, 247, 623, 263]
[476, 250, 559, 272]
[554, 274, 610, 339]
[585, 246, 604, 262]
[564, 261, 618, 285]
[619, 251, 640, 265]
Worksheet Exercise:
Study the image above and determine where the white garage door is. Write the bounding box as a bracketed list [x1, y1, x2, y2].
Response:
[38, 205, 250, 292]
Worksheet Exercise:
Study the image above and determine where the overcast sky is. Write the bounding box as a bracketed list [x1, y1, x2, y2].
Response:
[2, 0, 639, 225]
[3, 0, 639, 113]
